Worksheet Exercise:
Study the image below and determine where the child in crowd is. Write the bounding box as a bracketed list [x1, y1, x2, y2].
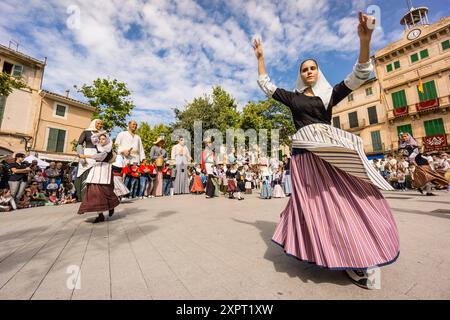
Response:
[0, 189, 17, 212]
[397, 167, 407, 191]
[46, 178, 59, 195]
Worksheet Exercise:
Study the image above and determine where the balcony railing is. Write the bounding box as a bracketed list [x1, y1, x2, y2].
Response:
[422, 134, 449, 153]
[393, 106, 409, 117]
[389, 95, 450, 121]
[416, 98, 440, 112]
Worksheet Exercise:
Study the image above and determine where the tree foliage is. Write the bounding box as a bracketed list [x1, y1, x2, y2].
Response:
[137, 122, 174, 157]
[0, 72, 28, 97]
[75, 78, 135, 132]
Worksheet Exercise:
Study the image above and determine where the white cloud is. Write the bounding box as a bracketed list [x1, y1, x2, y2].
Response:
[0, 0, 398, 126]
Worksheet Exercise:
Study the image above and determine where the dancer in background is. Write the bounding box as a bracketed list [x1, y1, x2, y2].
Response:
[398, 132, 448, 195]
[78, 132, 119, 223]
[75, 119, 103, 199]
[171, 136, 191, 195]
[253, 12, 399, 289]
[150, 137, 167, 197]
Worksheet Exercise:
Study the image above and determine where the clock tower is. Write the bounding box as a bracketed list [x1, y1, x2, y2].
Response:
[400, 1, 430, 42]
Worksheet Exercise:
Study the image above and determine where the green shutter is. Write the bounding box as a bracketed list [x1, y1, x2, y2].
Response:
[424, 118, 445, 136]
[12, 65, 23, 78]
[386, 64, 393, 72]
[397, 124, 413, 137]
[55, 104, 66, 117]
[371, 131, 382, 151]
[56, 130, 66, 152]
[0, 95, 6, 128]
[442, 40, 450, 50]
[332, 116, 341, 129]
[349, 112, 358, 128]
[420, 49, 429, 59]
[392, 90, 407, 109]
[411, 53, 419, 63]
[394, 61, 400, 69]
[367, 106, 378, 125]
[418, 80, 438, 102]
[47, 128, 59, 152]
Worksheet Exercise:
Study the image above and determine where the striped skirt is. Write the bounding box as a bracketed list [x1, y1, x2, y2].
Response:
[272, 149, 400, 270]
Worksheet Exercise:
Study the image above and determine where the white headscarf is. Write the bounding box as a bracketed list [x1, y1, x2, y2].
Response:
[295, 60, 333, 110]
[86, 119, 102, 131]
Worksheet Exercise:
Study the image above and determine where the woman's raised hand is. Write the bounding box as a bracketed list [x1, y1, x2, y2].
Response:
[252, 37, 264, 60]
[358, 11, 375, 42]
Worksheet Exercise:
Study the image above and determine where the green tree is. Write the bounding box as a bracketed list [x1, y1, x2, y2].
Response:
[75, 78, 135, 132]
[137, 122, 174, 157]
[0, 72, 28, 96]
[173, 85, 240, 135]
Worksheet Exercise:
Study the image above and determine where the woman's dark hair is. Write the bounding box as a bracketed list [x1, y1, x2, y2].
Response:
[299, 59, 318, 72]
[99, 133, 107, 139]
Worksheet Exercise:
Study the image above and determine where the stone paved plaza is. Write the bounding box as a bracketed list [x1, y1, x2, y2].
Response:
[0, 190, 449, 300]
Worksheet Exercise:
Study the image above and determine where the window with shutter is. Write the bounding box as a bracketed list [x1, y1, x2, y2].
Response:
[332, 116, 340, 129]
[394, 61, 401, 69]
[442, 40, 450, 51]
[392, 90, 408, 109]
[47, 128, 66, 152]
[348, 112, 358, 128]
[47, 128, 59, 152]
[367, 106, 378, 125]
[424, 119, 445, 136]
[418, 80, 438, 102]
[56, 130, 66, 152]
[55, 104, 66, 117]
[411, 53, 419, 63]
[371, 131, 382, 151]
[420, 49, 429, 59]
[386, 64, 393, 72]
[397, 124, 413, 137]
[0, 95, 6, 128]
[12, 65, 23, 78]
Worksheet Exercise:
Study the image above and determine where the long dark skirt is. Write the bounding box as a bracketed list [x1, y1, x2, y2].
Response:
[205, 174, 215, 197]
[78, 177, 120, 215]
[74, 169, 91, 200]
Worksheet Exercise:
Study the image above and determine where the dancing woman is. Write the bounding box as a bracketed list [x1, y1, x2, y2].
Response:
[77, 132, 120, 223]
[398, 132, 448, 195]
[253, 12, 400, 289]
[75, 119, 103, 199]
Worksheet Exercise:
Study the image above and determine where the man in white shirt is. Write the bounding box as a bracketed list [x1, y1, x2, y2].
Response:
[115, 120, 146, 164]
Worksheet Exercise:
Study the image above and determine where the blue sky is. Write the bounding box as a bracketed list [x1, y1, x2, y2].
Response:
[0, 0, 449, 127]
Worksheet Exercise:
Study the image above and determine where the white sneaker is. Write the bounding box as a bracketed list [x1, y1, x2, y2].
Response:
[345, 268, 380, 290]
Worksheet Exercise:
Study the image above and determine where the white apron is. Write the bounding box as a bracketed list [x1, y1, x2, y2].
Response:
[77, 148, 97, 177]
[291, 123, 393, 191]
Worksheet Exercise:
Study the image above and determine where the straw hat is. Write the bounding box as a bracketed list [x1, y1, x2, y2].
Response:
[154, 137, 165, 145]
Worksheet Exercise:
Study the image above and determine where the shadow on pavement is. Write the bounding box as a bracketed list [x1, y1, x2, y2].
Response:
[232, 218, 350, 287]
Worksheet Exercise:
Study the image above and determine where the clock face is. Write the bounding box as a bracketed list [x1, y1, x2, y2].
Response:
[407, 29, 421, 40]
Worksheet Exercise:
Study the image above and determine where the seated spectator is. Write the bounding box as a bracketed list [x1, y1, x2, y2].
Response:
[0, 189, 17, 211]
[48, 191, 59, 205]
[33, 171, 46, 191]
[44, 162, 61, 188]
[17, 189, 32, 209]
[46, 178, 59, 195]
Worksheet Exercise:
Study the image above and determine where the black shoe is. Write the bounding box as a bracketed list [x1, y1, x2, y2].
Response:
[93, 214, 105, 223]
[426, 193, 436, 196]
[108, 209, 115, 217]
[417, 188, 424, 195]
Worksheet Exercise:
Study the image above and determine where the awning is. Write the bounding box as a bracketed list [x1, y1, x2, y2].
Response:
[24, 155, 50, 169]
[367, 154, 385, 160]
[31, 152, 78, 163]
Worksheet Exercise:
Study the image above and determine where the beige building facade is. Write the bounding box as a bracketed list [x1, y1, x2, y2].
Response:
[0, 44, 94, 161]
[333, 9, 450, 157]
